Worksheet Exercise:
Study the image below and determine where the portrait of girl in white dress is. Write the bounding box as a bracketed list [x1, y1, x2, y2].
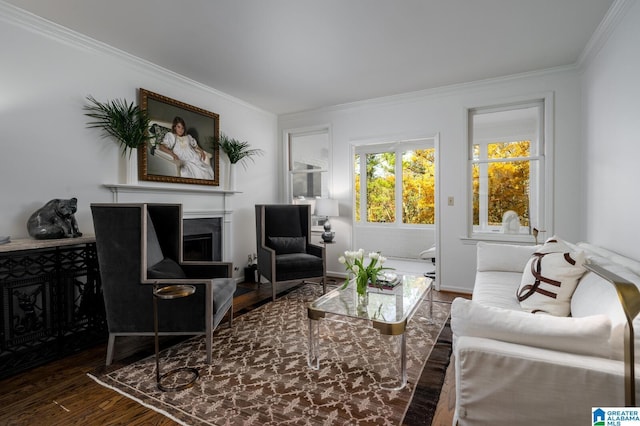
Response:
[158, 116, 214, 180]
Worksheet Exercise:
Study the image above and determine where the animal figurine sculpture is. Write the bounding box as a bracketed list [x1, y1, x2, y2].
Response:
[27, 198, 83, 239]
[501, 210, 521, 234]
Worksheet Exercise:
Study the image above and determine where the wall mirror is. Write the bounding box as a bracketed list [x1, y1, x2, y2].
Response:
[288, 128, 329, 200]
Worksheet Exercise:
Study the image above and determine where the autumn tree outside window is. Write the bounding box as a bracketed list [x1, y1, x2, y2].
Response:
[354, 139, 436, 225]
[469, 100, 545, 237]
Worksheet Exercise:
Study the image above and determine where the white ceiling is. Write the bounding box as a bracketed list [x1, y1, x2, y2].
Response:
[5, 0, 615, 115]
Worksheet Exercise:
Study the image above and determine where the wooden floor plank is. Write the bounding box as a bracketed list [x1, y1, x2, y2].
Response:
[0, 281, 463, 425]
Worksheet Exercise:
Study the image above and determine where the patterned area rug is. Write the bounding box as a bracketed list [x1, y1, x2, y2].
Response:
[89, 283, 451, 425]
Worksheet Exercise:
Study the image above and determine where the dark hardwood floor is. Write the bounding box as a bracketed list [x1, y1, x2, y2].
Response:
[0, 280, 464, 426]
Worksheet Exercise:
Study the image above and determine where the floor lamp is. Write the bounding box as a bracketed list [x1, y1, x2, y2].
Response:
[585, 262, 640, 406]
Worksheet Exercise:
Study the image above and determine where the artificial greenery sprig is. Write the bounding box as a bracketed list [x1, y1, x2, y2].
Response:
[212, 133, 264, 169]
[83, 95, 151, 157]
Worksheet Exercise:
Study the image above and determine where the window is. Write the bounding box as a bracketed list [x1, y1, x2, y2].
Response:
[354, 139, 435, 225]
[469, 100, 545, 238]
[287, 128, 329, 201]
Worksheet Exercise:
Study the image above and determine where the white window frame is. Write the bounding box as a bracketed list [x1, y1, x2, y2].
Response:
[465, 93, 554, 244]
[283, 126, 331, 203]
[354, 138, 436, 227]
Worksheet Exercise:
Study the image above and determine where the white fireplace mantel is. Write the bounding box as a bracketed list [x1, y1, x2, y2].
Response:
[103, 183, 240, 199]
[102, 183, 239, 262]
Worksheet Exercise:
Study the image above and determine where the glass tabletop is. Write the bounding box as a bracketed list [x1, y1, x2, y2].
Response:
[308, 274, 431, 326]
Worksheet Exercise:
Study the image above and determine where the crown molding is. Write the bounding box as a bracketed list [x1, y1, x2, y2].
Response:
[280, 64, 576, 120]
[2, 0, 626, 119]
[577, 0, 634, 69]
[0, 1, 273, 117]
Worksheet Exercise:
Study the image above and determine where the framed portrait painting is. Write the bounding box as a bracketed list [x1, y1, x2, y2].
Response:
[138, 88, 220, 186]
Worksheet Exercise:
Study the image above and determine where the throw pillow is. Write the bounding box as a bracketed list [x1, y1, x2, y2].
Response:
[537, 235, 573, 254]
[267, 236, 306, 254]
[149, 122, 171, 146]
[517, 239, 587, 316]
[147, 257, 187, 279]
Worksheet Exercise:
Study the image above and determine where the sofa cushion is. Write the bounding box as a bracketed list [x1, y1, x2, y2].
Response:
[451, 298, 613, 358]
[517, 240, 587, 316]
[473, 271, 524, 310]
[267, 236, 306, 254]
[571, 257, 640, 361]
[578, 242, 640, 277]
[476, 242, 540, 273]
[570, 255, 627, 320]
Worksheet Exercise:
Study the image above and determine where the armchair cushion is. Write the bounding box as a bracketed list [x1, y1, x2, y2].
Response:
[211, 278, 237, 313]
[267, 236, 306, 254]
[147, 257, 187, 280]
[264, 205, 303, 236]
[256, 204, 326, 301]
[275, 253, 324, 281]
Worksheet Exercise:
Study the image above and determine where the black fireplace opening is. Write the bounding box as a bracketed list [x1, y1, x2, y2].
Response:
[183, 218, 222, 261]
[183, 233, 213, 261]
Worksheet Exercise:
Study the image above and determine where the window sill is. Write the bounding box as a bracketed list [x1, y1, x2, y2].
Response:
[460, 233, 538, 246]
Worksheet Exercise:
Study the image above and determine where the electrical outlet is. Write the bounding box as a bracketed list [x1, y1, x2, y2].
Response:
[448, 196, 454, 206]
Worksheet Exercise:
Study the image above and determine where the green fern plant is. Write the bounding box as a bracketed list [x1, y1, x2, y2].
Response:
[212, 133, 264, 168]
[83, 95, 151, 157]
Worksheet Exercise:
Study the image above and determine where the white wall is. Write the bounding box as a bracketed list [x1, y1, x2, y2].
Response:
[582, 0, 640, 260]
[0, 4, 279, 279]
[280, 70, 584, 293]
[7, 1, 635, 291]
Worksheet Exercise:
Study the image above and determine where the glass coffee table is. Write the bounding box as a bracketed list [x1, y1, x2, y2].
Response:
[307, 274, 433, 390]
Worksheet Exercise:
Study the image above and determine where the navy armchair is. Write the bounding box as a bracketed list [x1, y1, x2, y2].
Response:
[91, 203, 235, 365]
[255, 204, 326, 301]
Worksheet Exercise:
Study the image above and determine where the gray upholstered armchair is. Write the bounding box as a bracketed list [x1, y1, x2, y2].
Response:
[91, 203, 236, 365]
[255, 204, 326, 301]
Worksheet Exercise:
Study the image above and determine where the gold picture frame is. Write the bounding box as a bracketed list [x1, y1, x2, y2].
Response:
[138, 88, 220, 186]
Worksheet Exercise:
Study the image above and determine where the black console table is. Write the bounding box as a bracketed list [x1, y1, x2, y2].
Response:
[0, 236, 107, 379]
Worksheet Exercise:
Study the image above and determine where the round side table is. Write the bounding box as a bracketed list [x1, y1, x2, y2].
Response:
[153, 284, 199, 392]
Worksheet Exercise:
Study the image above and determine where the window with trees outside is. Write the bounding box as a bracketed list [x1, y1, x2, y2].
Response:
[354, 139, 435, 225]
[469, 100, 545, 238]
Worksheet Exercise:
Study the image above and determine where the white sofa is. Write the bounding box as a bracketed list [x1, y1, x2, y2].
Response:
[451, 239, 640, 426]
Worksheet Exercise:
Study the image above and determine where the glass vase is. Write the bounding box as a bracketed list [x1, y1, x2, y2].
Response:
[357, 291, 368, 309]
[356, 273, 368, 311]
